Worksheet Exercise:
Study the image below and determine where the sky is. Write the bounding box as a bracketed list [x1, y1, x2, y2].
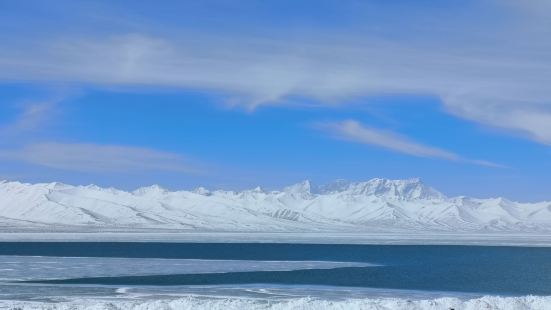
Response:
[1, 0, 551, 201]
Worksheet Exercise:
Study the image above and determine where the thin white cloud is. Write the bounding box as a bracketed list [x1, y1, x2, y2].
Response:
[0, 98, 206, 177]
[318, 120, 503, 168]
[0, 143, 202, 174]
[0, 1, 550, 145]
[0, 101, 60, 139]
[13, 102, 57, 131]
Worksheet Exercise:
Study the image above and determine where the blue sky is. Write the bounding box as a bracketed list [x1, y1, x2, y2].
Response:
[1, 0, 551, 201]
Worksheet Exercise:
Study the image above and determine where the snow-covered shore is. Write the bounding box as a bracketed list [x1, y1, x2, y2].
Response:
[1, 231, 551, 247]
[1, 295, 550, 310]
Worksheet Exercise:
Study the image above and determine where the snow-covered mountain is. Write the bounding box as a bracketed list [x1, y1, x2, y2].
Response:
[1, 178, 551, 233]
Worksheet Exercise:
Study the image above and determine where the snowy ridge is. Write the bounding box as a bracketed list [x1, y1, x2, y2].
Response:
[1, 178, 551, 233]
[1, 295, 550, 310]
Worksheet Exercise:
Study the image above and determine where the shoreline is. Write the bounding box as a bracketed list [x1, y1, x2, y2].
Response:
[0, 294, 549, 310]
[1, 231, 551, 247]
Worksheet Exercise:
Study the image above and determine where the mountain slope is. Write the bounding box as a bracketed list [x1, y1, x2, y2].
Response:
[1, 178, 551, 233]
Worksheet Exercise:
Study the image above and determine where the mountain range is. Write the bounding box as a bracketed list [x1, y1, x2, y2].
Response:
[1, 178, 551, 233]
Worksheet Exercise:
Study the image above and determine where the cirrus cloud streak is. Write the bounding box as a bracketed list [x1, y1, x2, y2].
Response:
[318, 120, 503, 168]
[0, 142, 202, 174]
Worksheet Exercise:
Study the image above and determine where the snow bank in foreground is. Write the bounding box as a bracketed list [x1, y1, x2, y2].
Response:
[1, 296, 550, 310]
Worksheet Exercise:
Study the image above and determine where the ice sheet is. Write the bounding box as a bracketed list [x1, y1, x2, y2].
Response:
[0, 256, 374, 281]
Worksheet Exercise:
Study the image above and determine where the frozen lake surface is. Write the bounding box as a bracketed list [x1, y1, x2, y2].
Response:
[1, 242, 550, 309]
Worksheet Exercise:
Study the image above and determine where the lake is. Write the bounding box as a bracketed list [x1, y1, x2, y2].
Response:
[0, 242, 550, 309]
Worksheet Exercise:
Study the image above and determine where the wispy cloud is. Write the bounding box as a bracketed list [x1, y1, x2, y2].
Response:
[0, 96, 205, 177]
[0, 1, 550, 145]
[0, 143, 203, 174]
[0, 101, 61, 140]
[318, 120, 503, 168]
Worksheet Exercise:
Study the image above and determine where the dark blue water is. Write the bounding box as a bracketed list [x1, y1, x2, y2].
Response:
[2, 242, 551, 296]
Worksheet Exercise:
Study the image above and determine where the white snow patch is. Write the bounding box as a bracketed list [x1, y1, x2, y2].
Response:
[0, 295, 550, 310]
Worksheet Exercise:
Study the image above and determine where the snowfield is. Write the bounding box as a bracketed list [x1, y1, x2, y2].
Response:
[1, 178, 551, 235]
[1, 295, 550, 310]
